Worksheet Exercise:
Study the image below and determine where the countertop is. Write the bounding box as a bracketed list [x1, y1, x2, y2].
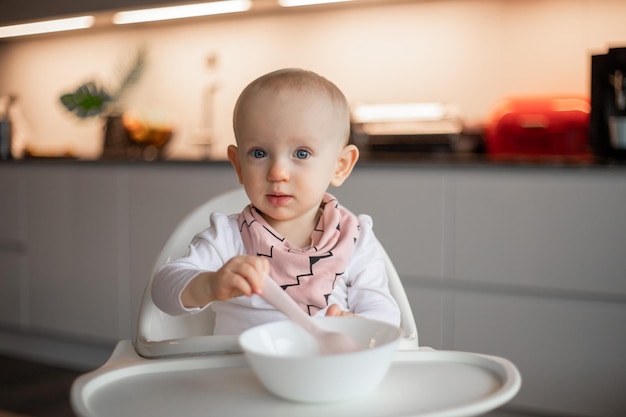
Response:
[4, 152, 626, 171]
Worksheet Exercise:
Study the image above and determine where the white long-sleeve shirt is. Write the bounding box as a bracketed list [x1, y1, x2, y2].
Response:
[152, 212, 400, 335]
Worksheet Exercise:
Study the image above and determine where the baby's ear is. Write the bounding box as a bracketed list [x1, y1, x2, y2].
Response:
[331, 144, 359, 187]
[227, 145, 244, 184]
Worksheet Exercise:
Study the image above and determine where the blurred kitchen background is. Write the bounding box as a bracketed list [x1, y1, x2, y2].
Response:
[0, 0, 625, 161]
[1, 1, 626, 417]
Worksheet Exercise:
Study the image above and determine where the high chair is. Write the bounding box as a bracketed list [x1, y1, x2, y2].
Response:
[71, 188, 521, 417]
[134, 187, 419, 358]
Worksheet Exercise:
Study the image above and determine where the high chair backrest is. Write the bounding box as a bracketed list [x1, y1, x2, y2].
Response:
[134, 188, 418, 358]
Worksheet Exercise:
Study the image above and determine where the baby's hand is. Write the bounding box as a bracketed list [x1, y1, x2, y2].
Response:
[181, 255, 268, 308]
[210, 255, 269, 301]
[325, 304, 358, 318]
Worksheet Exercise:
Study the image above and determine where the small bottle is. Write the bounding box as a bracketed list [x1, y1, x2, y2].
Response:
[0, 95, 14, 160]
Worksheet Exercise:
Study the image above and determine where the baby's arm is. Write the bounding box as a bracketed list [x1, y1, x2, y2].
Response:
[152, 212, 269, 316]
[181, 255, 268, 308]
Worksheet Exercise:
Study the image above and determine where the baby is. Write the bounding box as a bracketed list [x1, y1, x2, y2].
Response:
[152, 68, 400, 334]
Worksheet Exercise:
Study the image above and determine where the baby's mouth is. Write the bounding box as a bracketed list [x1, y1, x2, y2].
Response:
[267, 193, 291, 206]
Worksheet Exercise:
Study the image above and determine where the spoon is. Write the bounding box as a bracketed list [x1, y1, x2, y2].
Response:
[260, 275, 360, 355]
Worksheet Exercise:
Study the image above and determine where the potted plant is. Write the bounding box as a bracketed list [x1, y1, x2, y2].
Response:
[59, 47, 150, 159]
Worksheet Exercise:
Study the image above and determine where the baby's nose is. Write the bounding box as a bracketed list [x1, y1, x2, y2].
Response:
[267, 158, 289, 181]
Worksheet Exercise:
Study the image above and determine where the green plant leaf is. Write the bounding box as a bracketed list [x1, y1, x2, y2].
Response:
[111, 46, 147, 102]
[60, 81, 112, 118]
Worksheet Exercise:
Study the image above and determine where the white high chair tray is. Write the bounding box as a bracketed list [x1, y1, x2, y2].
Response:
[72, 341, 520, 417]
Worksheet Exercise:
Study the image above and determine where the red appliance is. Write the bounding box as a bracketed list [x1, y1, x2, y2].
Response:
[484, 96, 591, 159]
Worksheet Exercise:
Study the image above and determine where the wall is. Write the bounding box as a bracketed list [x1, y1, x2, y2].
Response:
[0, 0, 625, 160]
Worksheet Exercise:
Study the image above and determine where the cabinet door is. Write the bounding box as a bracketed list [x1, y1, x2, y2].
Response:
[24, 165, 122, 341]
[453, 170, 626, 295]
[453, 291, 626, 417]
[0, 167, 25, 325]
[0, 251, 22, 326]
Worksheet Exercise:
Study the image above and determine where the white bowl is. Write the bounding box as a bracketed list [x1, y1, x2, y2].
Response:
[239, 316, 401, 403]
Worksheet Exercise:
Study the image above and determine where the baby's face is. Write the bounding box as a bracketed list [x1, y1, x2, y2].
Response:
[230, 87, 348, 229]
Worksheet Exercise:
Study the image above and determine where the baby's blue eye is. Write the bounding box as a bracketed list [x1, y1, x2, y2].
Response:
[250, 149, 266, 159]
[294, 149, 310, 159]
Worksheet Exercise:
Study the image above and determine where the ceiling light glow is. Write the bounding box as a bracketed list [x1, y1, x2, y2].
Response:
[0, 16, 95, 39]
[113, 0, 251, 25]
[278, 0, 352, 7]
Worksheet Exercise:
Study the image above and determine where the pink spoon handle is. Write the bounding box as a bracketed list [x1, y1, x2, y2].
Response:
[260, 275, 320, 335]
[260, 275, 360, 355]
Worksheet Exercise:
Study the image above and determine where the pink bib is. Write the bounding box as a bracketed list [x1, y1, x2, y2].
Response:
[239, 193, 359, 315]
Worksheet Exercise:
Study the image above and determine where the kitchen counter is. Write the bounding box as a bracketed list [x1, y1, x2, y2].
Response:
[5, 152, 626, 170]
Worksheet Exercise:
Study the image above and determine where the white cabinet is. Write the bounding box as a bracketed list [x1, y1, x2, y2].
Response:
[452, 170, 626, 295]
[0, 162, 239, 344]
[454, 292, 626, 417]
[22, 165, 122, 341]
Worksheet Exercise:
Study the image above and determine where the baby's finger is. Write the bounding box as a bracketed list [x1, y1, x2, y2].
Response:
[325, 304, 357, 318]
[232, 257, 267, 296]
[247, 257, 269, 295]
[232, 272, 255, 297]
[325, 304, 343, 317]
